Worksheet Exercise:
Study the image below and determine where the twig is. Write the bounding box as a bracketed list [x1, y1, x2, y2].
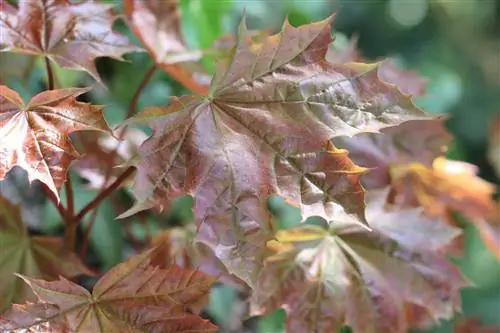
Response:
[44, 57, 55, 90]
[74, 64, 156, 225]
[126, 63, 157, 120]
[71, 65, 155, 248]
[65, 176, 75, 216]
[74, 166, 135, 223]
[43, 186, 68, 221]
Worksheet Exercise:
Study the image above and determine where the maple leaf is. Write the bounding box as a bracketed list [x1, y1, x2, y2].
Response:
[0, 195, 92, 313]
[389, 157, 499, 257]
[327, 35, 428, 97]
[390, 157, 497, 222]
[0, 85, 111, 199]
[332, 118, 452, 189]
[0, 302, 69, 333]
[149, 225, 248, 288]
[72, 128, 147, 190]
[0, 248, 218, 333]
[124, 0, 210, 94]
[0, 0, 141, 83]
[119, 16, 431, 284]
[250, 188, 467, 333]
[333, 121, 497, 256]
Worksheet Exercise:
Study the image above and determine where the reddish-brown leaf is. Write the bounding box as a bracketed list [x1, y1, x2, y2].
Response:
[390, 157, 496, 223]
[0, 302, 69, 332]
[0, 195, 92, 313]
[0, 0, 16, 14]
[124, 0, 209, 94]
[120, 16, 433, 285]
[0, 248, 218, 333]
[0, 0, 141, 83]
[149, 225, 247, 289]
[0, 85, 111, 199]
[251, 188, 466, 333]
[72, 128, 147, 190]
[389, 157, 498, 257]
[333, 118, 452, 189]
[327, 35, 428, 97]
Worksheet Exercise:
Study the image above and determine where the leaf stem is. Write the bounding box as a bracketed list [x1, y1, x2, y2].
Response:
[65, 175, 75, 216]
[43, 186, 68, 221]
[72, 65, 155, 245]
[44, 57, 55, 90]
[63, 175, 76, 252]
[75, 166, 135, 223]
[126, 63, 157, 120]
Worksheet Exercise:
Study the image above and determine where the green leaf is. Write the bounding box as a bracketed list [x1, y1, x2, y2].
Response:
[180, 0, 233, 73]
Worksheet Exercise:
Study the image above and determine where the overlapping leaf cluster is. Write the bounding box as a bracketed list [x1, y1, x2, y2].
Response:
[0, 1, 498, 332]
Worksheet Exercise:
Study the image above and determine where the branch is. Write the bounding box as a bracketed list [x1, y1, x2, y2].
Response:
[43, 186, 68, 220]
[65, 176, 75, 216]
[69, 65, 155, 246]
[74, 166, 135, 223]
[126, 64, 157, 120]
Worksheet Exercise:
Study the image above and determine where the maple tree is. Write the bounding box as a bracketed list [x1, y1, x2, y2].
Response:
[0, 1, 498, 332]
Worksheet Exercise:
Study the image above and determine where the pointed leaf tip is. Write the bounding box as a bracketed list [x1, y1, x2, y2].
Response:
[0, 86, 111, 199]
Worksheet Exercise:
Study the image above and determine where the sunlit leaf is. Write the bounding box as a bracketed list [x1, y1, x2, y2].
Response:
[388, 157, 498, 257]
[333, 118, 451, 189]
[391, 157, 497, 224]
[0, 85, 111, 199]
[251, 188, 466, 333]
[120, 15, 432, 286]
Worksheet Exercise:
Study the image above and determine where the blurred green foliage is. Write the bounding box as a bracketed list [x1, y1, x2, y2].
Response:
[2, 0, 498, 332]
